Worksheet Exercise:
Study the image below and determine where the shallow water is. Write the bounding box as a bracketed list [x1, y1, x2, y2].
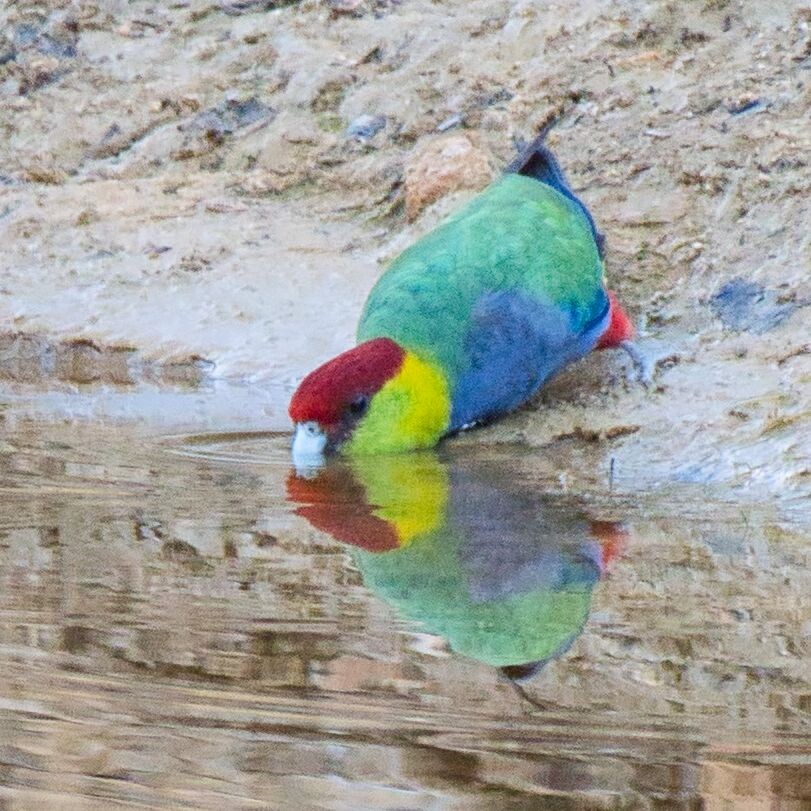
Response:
[0, 392, 809, 809]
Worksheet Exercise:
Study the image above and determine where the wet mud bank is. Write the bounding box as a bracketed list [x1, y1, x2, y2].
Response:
[1, 0, 809, 501]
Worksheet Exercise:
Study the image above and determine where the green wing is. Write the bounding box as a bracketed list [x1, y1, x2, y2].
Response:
[357, 174, 606, 386]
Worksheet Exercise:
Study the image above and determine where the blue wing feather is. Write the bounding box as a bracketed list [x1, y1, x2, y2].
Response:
[450, 289, 609, 430]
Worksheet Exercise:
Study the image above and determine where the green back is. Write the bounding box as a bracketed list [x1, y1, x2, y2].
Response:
[357, 174, 605, 384]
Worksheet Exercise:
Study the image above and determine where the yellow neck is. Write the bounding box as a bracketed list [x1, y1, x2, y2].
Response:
[345, 351, 450, 455]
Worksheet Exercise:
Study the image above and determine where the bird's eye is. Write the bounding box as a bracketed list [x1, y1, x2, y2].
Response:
[348, 395, 369, 416]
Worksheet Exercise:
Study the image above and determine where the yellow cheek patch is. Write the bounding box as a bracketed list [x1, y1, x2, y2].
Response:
[345, 352, 451, 456]
[353, 453, 448, 546]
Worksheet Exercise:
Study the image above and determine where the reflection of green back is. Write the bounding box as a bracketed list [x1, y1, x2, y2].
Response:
[352, 530, 594, 668]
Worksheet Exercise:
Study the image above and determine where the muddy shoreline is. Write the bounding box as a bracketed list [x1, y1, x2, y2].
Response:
[1, 1, 810, 494]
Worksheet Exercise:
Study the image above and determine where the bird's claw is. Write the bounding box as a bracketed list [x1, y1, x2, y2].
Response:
[619, 340, 654, 388]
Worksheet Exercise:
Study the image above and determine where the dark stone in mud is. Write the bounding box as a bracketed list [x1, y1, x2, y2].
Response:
[710, 278, 801, 334]
[12, 22, 78, 60]
[12, 25, 40, 50]
[161, 539, 203, 560]
[346, 114, 386, 142]
[469, 86, 514, 109]
[183, 97, 276, 138]
[220, 0, 301, 14]
[101, 122, 123, 143]
[30, 32, 77, 60]
[727, 97, 767, 116]
[5, 19, 79, 94]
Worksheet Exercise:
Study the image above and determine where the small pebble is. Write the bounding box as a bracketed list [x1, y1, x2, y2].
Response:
[346, 114, 386, 142]
[436, 114, 463, 132]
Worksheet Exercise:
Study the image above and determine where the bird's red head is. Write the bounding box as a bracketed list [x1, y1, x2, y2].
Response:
[289, 338, 406, 454]
[289, 337, 405, 426]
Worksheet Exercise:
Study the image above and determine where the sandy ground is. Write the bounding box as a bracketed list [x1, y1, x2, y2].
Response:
[1, 0, 810, 499]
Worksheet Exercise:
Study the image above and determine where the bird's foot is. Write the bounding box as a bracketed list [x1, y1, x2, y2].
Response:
[619, 340, 654, 388]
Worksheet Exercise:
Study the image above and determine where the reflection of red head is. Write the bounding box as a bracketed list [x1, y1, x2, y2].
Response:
[286, 468, 399, 552]
[588, 520, 629, 570]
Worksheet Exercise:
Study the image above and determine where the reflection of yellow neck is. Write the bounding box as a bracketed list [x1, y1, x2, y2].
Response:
[352, 453, 449, 546]
[345, 352, 451, 455]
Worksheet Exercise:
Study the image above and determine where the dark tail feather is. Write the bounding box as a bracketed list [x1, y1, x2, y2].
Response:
[506, 129, 606, 259]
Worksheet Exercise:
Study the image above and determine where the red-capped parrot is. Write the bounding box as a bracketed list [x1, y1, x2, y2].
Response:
[290, 132, 640, 458]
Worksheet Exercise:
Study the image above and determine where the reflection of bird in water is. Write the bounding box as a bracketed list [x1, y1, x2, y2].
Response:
[287, 453, 626, 679]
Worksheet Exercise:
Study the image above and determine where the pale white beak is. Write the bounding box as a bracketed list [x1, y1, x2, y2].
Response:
[292, 421, 327, 465]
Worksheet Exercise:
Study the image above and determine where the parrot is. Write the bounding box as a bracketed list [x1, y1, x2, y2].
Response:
[289, 131, 638, 458]
[286, 451, 627, 676]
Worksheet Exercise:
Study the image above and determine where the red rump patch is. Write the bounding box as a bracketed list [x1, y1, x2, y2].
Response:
[596, 290, 634, 349]
[289, 337, 405, 426]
